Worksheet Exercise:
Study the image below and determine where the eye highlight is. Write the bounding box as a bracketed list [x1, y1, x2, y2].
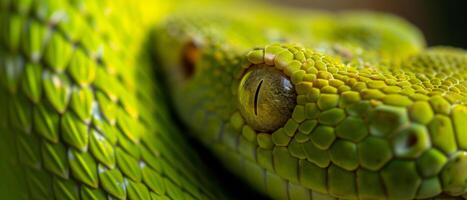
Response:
[238, 65, 296, 132]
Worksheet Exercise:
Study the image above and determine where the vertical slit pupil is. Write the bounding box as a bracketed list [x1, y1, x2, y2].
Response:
[254, 80, 263, 116]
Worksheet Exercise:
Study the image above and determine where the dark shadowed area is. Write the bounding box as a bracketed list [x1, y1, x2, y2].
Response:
[266, 0, 467, 49]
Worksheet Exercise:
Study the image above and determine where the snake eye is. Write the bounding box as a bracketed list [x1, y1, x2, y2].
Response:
[238, 65, 296, 132]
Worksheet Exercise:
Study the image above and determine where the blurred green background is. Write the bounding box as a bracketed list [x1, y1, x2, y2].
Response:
[266, 0, 467, 49]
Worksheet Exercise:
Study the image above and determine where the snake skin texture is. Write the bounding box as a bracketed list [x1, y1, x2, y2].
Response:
[0, 1, 224, 199]
[155, 11, 467, 200]
[0, 1, 466, 200]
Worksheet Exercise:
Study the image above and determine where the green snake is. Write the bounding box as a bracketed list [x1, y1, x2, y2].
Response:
[0, 1, 466, 200]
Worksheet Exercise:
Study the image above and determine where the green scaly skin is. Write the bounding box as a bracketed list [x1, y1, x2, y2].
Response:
[155, 10, 467, 200]
[0, 1, 466, 200]
[0, 1, 225, 199]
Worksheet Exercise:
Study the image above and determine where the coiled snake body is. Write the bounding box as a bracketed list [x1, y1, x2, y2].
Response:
[0, 1, 466, 200]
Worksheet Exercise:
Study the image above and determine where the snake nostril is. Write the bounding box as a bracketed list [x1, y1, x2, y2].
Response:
[181, 41, 200, 79]
[406, 134, 418, 147]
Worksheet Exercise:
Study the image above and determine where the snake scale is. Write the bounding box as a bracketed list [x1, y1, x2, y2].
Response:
[0, 0, 466, 200]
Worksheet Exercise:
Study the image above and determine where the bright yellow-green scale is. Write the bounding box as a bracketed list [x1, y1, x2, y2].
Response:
[0, 1, 466, 200]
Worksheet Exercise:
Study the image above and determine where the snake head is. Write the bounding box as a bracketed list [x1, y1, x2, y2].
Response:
[233, 44, 467, 199]
[156, 12, 467, 199]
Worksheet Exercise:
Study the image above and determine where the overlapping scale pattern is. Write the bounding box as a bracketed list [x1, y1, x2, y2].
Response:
[235, 44, 467, 199]
[0, 1, 224, 199]
[156, 12, 466, 200]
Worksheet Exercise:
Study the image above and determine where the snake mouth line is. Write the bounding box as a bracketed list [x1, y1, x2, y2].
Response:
[254, 79, 264, 116]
